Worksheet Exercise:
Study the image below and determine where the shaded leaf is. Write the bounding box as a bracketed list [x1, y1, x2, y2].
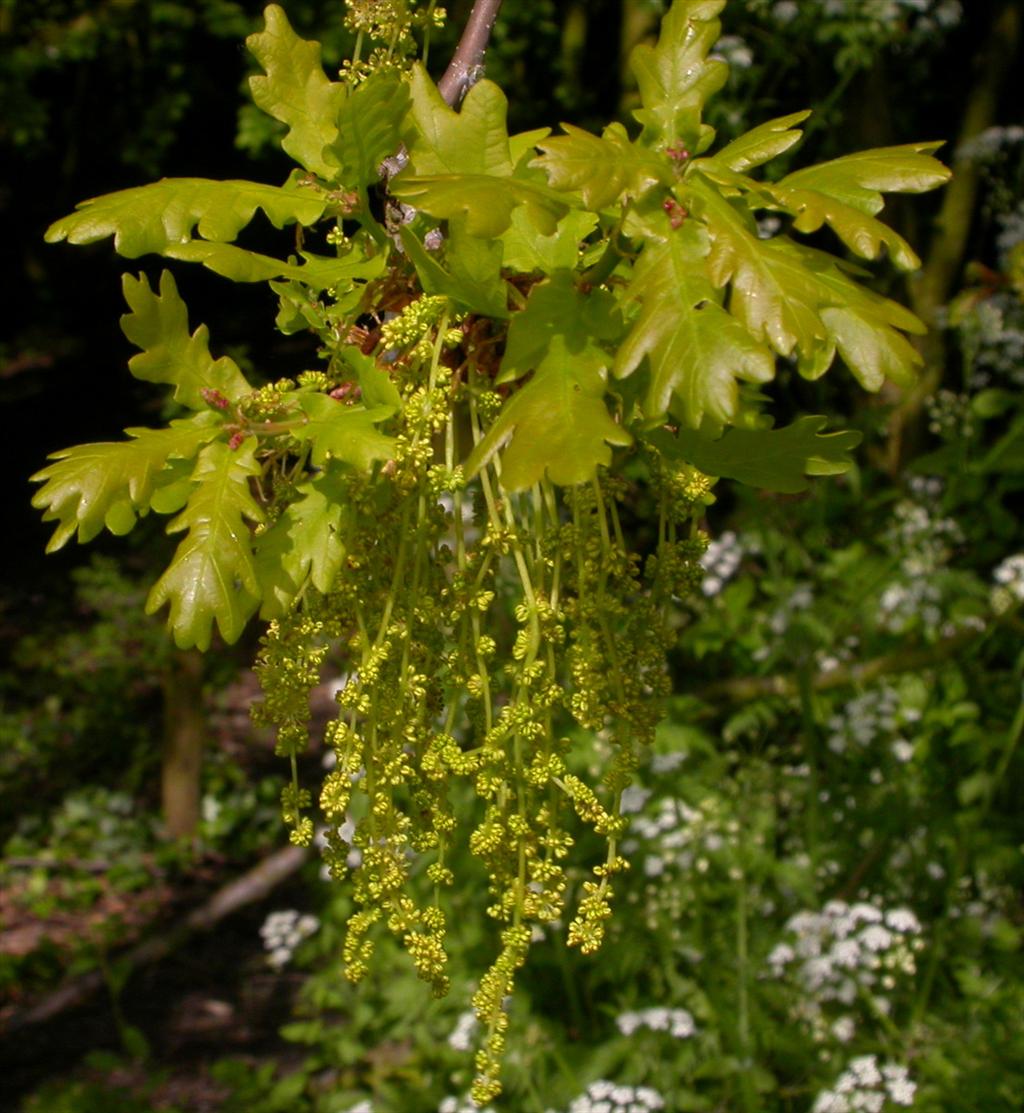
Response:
[30, 416, 222, 551]
[499, 208, 598, 275]
[121, 271, 252, 408]
[329, 71, 411, 190]
[501, 271, 623, 383]
[613, 228, 774, 426]
[292, 394, 395, 469]
[45, 178, 329, 258]
[146, 440, 265, 650]
[247, 4, 344, 179]
[401, 218, 509, 318]
[630, 0, 728, 150]
[533, 122, 667, 210]
[255, 470, 350, 617]
[645, 416, 862, 493]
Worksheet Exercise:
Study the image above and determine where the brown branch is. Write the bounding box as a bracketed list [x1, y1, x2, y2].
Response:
[0, 844, 308, 1035]
[437, 0, 505, 106]
[696, 624, 985, 705]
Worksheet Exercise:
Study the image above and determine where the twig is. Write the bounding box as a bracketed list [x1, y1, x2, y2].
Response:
[697, 624, 985, 704]
[437, 0, 505, 107]
[0, 844, 308, 1035]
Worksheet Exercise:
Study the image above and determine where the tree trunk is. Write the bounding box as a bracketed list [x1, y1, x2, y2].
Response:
[161, 649, 206, 839]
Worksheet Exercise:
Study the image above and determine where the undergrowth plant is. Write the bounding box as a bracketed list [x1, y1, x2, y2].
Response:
[30, 0, 949, 1101]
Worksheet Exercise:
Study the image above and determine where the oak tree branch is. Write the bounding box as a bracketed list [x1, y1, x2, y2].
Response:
[438, 0, 505, 106]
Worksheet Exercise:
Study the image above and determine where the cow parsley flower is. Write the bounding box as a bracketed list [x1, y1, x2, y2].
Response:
[813, 1057, 917, 1111]
[259, 909, 320, 969]
[567, 1081, 666, 1112]
[616, 1006, 697, 1039]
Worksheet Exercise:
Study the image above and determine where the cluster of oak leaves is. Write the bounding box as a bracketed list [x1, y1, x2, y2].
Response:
[30, 1, 948, 1101]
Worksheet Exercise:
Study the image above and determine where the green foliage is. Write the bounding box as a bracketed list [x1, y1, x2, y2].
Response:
[30, 0, 952, 1102]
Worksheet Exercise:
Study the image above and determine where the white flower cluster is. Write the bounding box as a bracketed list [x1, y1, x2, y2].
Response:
[765, 0, 961, 35]
[344, 1102, 373, 1113]
[711, 33, 754, 68]
[616, 1006, 697, 1039]
[991, 553, 1024, 614]
[567, 1080, 665, 1113]
[447, 1008, 479, 1051]
[959, 293, 1024, 390]
[813, 1056, 917, 1111]
[767, 900, 924, 1041]
[956, 125, 1024, 164]
[439, 1095, 494, 1113]
[700, 530, 743, 597]
[997, 200, 1024, 261]
[259, 909, 320, 969]
[624, 796, 738, 880]
[825, 684, 919, 761]
[877, 499, 963, 635]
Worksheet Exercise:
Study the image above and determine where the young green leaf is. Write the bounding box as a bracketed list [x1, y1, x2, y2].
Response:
[776, 143, 951, 215]
[121, 272, 252, 408]
[146, 439, 265, 650]
[499, 208, 598, 275]
[629, 0, 728, 151]
[165, 240, 387, 291]
[613, 227, 775, 426]
[292, 395, 395, 469]
[401, 219, 509, 319]
[768, 183, 921, 269]
[254, 470, 350, 617]
[30, 416, 223, 551]
[45, 178, 329, 258]
[707, 111, 811, 173]
[501, 271, 623, 382]
[403, 64, 513, 177]
[467, 340, 631, 491]
[532, 122, 668, 210]
[247, 3, 344, 180]
[644, 416, 862, 493]
[330, 72, 411, 190]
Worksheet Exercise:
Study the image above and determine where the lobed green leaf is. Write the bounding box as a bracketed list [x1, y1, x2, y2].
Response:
[613, 226, 774, 427]
[629, 0, 728, 151]
[45, 178, 329, 259]
[645, 416, 862, 493]
[532, 122, 668, 210]
[30, 416, 222, 551]
[292, 394, 395, 470]
[121, 271, 252, 408]
[247, 4, 344, 180]
[146, 439, 265, 650]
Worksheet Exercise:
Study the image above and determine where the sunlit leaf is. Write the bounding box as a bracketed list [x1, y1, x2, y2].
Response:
[120, 271, 252, 408]
[533, 122, 668, 210]
[292, 394, 395, 469]
[630, 0, 728, 151]
[45, 178, 329, 258]
[247, 3, 344, 179]
[401, 218, 509, 318]
[30, 416, 222, 551]
[165, 239, 387, 290]
[614, 226, 774, 426]
[329, 71, 411, 190]
[709, 111, 810, 173]
[146, 439, 265, 650]
[777, 143, 950, 215]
